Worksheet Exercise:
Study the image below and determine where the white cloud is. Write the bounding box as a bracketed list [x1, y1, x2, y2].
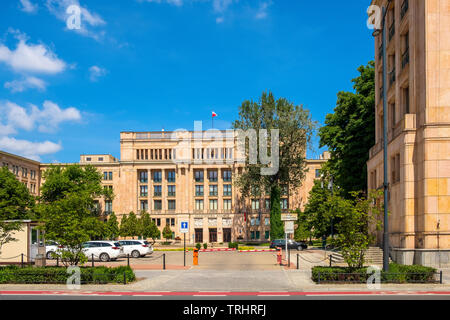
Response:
[45, 0, 106, 40]
[0, 100, 82, 160]
[0, 38, 66, 74]
[0, 136, 61, 161]
[19, 0, 38, 13]
[89, 65, 107, 82]
[255, 1, 271, 20]
[4, 76, 47, 93]
[0, 100, 81, 134]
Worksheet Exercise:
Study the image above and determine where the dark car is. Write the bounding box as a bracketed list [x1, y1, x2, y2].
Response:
[270, 239, 307, 251]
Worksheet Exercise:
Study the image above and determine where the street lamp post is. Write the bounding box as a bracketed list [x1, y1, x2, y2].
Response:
[372, 0, 393, 272]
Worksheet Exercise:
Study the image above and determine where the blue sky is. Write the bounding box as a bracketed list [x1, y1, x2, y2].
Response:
[0, 0, 374, 163]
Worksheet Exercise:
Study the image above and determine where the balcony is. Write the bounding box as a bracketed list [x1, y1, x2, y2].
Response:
[401, 0, 409, 20]
[402, 49, 409, 69]
[153, 192, 162, 197]
[167, 192, 176, 197]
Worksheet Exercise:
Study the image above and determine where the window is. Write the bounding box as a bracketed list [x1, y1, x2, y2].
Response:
[265, 218, 270, 226]
[265, 231, 270, 239]
[209, 199, 218, 211]
[223, 170, 232, 182]
[390, 102, 396, 129]
[195, 185, 204, 196]
[168, 200, 176, 211]
[153, 171, 162, 183]
[140, 185, 148, 197]
[104, 172, 113, 181]
[391, 154, 401, 183]
[153, 218, 161, 227]
[195, 200, 204, 211]
[251, 200, 260, 210]
[167, 171, 176, 183]
[315, 169, 321, 179]
[168, 185, 176, 197]
[154, 185, 162, 197]
[265, 199, 271, 210]
[195, 171, 204, 182]
[208, 170, 218, 182]
[280, 199, 288, 210]
[22, 168, 27, 178]
[403, 87, 410, 114]
[154, 200, 162, 210]
[98, 157, 104, 162]
[140, 200, 148, 211]
[86, 157, 91, 162]
[105, 200, 112, 214]
[139, 171, 148, 183]
[223, 185, 232, 197]
[223, 199, 232, 211]
[209, 185, 218, 196]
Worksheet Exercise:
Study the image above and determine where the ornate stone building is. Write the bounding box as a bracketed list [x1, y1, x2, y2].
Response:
[368, 0, 450, 267]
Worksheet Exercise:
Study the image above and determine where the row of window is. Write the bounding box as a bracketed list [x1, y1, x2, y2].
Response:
[195, 170, 232, 182]
[3, 163, 37, 179]
[139, 170, 175, 183]
[140, 200, 177, 211]
[192, 148, 234, 160]
[152, 218, 176, 228]
[137, 149, 176, 161]
[195, 184, 232, 197]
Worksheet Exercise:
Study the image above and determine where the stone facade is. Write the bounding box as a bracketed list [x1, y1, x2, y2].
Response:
[368, 0, 450, 267]
[2, 130, 328, 245]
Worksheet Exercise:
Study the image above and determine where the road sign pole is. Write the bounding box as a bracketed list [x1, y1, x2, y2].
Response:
[184, 233, 186, 267]
[285, 232, 288, 265]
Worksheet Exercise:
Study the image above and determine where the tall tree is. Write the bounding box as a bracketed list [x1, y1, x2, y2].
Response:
[106, 212, 119, 240]
[233, 91, 316, 239]
[37, 165, 113, 266]
[0, 167, 35, 254]
[138, 212, 160, 243]
[319, 61, 375, 197]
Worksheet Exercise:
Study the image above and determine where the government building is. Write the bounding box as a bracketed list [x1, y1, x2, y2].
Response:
[1, 130, 329, 245]
[368, 0, 450, 267]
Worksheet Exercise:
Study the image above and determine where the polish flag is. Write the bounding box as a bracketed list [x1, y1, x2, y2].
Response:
[212, 111, 218, 118]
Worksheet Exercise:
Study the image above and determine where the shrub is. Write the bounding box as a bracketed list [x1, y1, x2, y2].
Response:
[312, 264, 438, 284]
[196, 243, 202, 250]
[228, 242, 239, 249]
[0, 266, 136, 284]
[203, 243, 208, 249]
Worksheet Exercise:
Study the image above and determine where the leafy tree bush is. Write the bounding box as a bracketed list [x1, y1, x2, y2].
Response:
[106, 212, 119, 240]
[162, 225, 173, 242]
[37, 165, 113, 266]
[0, 166, 35, 254]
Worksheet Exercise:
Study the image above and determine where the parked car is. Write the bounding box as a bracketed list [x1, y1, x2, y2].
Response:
[270, 239, 307, 251]
[82, 241, 124, 262]
[45, 240, 63, 259]
[118, 240, 153, 258]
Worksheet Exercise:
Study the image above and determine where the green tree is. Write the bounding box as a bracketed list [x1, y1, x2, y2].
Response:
[233, 91, 316, 240]
[331, 190, 384, 269]
[319, 61, 375, 197]
[0, 167, 35, 254]
[304, 179, 334, 241]
[120, 214, 129, 238]
[37, 165, 112, 266]
[293, 209, 312, 242]
[162, 224, 173, 242]
[106, 212, 119, 240]
[138, 212, 160, 243]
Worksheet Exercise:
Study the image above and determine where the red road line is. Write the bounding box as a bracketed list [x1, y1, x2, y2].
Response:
[2, 291, 450, 296]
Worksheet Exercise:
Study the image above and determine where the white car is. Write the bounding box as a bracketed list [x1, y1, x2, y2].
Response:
[118, 240, 153, 258]
[82, 241, 124, 262]
[45, 241, 63, 259]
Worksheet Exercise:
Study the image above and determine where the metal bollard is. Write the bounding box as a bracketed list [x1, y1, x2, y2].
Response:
[163, 253, 166, 270]
[297, 254, 299, 270]
[92, 254, 94, 267]
[329, 254, 332, 267]
[21, 253, 24, 268]
[56, 256, 59, 267]
[440, 271, 443, 284]
[127, 254, 130, 267]
[123, 272, 127, 285]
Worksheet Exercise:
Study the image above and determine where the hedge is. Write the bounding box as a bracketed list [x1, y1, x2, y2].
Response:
[0, 265, 136, 284]
[311, 263, 438, 284]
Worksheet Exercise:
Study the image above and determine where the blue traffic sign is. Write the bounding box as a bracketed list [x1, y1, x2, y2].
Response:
[180, 221, 189, 233]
